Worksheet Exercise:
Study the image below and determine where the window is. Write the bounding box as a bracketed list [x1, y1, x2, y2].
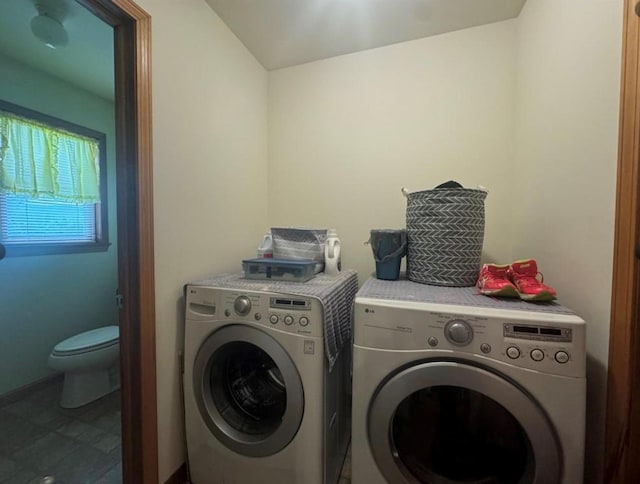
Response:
[0, 99, 108, 256]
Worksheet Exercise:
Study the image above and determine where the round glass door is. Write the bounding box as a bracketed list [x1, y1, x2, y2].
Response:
[392, 386, 531, 483]
[210, 341, 286, 436]
[193, 325, 304, 457]
[368, 361, 561, 484]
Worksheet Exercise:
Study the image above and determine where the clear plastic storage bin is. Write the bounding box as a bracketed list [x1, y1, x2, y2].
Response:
[242, 258, 317, 282]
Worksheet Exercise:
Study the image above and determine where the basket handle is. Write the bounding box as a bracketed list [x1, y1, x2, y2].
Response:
[375, 242, 407, 263]
[401, 187, 409, 198]
[365, 232, 408, 263]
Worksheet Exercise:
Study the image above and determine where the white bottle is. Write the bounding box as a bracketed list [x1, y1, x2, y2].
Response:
[257, 233, 273, 258]
[324, 228, 341, 275]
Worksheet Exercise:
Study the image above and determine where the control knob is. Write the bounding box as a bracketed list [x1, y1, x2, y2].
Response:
[234, 296, 252, 316]
[445, 319, 473, 346]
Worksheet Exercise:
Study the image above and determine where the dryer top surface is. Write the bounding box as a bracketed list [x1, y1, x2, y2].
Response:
[357, 275, 578, 317]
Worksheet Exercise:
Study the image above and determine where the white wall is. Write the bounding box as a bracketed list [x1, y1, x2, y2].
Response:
[268, 21, 517, 281]
[133, 0, 269, 480]
[513, 1, 622, 482]
[0, 53, 118, 395]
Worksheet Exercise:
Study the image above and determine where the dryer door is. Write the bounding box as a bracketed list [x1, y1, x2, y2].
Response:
[368, 361, 561, 484]
[192, 324, 304, 457]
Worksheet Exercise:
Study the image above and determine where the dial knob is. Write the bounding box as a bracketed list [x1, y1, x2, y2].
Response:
[299, 317, 309, 327]
[284, 315, 294, 325]
[555, 351, 570, 364]
[234, 296, 252, 316]
[445, 320, 473, 346]
[269, 314, 279, 324]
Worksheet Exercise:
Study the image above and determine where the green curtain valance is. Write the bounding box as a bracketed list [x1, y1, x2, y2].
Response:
[0, 110, 100, 203]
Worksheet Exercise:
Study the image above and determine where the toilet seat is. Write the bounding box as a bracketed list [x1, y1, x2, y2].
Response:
[52, 326, 119, 357]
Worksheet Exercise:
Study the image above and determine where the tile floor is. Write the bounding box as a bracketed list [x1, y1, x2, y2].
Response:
[0, 377, 121, 484]
[0, 375, 349, 484]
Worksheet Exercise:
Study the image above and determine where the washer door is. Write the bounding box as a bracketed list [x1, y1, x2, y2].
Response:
[193, 324, 304, 457]
[368, 361, 561, 484]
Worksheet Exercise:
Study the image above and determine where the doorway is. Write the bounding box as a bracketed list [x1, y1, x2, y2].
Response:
[0, 0, 156, 482]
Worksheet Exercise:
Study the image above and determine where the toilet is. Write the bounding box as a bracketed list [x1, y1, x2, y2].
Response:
[48, 326, 120, 408]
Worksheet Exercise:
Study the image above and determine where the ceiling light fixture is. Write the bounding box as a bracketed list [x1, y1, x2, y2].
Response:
[30, 2, 68, 49]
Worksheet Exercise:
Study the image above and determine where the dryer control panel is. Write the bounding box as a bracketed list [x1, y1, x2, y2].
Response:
[185, 285, 323, 338]
[354, 296, 586, 378]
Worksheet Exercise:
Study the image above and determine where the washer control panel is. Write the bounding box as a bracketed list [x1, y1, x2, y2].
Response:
[212, 288, 322, 337]
[354, 297, 586, 378]
[185, 285, 323, 337]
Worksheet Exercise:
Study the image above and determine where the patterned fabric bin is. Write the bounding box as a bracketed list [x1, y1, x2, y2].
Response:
[405, 187, 487, 286]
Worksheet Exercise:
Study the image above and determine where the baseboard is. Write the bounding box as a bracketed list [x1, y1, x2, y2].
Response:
[164, 462, 188, 484]
[0, 372, 63, 404]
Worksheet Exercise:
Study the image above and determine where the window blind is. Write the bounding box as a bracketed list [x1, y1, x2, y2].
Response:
[0, 192, 95, 243]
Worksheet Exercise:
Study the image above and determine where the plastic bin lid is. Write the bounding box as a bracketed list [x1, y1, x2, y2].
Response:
[242, 258, 316, 267]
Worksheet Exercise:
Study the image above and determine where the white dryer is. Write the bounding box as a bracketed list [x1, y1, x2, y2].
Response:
[183, 273, 355, 484]
[352, 278, 586, 484]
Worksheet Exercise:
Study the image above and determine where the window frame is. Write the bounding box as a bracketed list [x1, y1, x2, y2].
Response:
[0, 99, 109, 257]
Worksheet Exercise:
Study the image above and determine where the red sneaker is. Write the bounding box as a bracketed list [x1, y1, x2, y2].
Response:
[477, 264, 519, 298]
[508, 259, 557, 302]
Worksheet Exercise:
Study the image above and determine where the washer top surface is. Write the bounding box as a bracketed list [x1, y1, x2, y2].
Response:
[190, 270, 357, 296]
[357, 275, 576, 316]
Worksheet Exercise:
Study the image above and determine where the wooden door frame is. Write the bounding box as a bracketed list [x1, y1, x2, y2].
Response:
[606, 0, 640, 482]
[75, 1, 157, 483]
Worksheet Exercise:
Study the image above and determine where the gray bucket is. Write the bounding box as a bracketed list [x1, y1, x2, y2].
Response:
[369, 229, 407, 281]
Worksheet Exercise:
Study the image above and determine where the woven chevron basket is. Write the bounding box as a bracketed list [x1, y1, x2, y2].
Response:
[405, 187, 487, 286]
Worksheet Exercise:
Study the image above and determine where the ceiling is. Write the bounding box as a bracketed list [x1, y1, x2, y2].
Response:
[205, 0, 527, 71]
[0, 0, 526, 99]
[0, 0, 114, 101]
